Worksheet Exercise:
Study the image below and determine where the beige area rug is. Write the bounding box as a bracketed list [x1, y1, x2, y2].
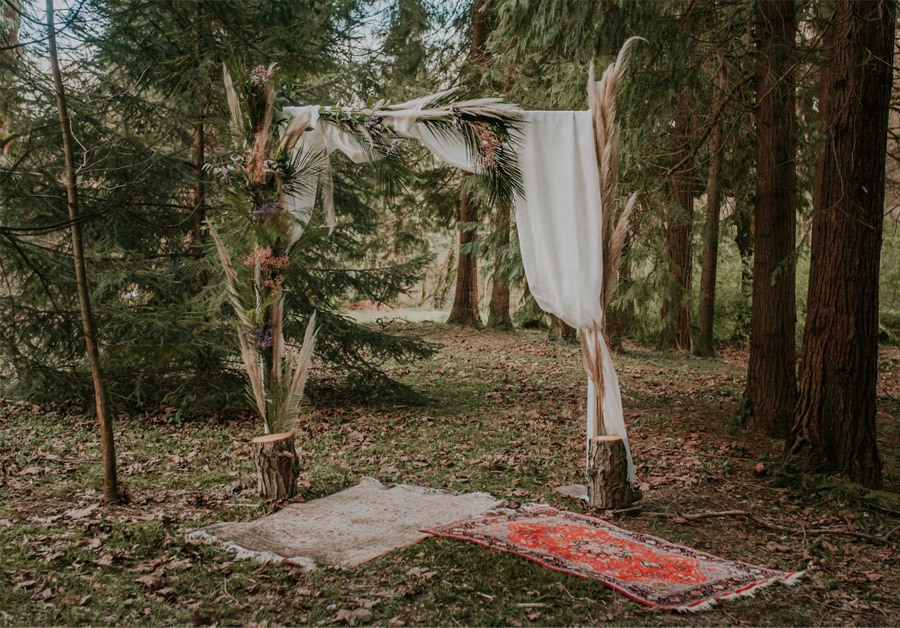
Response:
[187, 477, 502, 570]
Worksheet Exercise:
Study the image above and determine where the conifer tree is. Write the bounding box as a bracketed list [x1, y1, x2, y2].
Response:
[0, 0, 437, 411]
[787, 0, 895, 488]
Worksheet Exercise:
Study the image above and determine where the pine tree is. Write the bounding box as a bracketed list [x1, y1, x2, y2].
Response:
[786, 0, 895, 488]
[0, 0, 437, 412]
[744, 0, 798, 438]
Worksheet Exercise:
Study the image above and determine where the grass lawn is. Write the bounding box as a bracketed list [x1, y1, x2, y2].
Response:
[1, 324, 898, 626]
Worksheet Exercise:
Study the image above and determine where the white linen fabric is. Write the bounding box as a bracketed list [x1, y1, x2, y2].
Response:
[510, 112, 634, 483]
[281, 107, 634, 483]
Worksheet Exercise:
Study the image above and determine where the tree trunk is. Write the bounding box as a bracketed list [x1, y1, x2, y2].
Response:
[548, 316, 577, 342]
[448, 0, 492, 328]
[744, 0, 798, 438]
[660, 96, 695, 352]
[696, 57, 726, 358]
[0, 0, 20, 163]
[487, 204, 512, 329]
[732, 205, 754, 341]
[251, 432, 300, 501]
[191, 122, 206, 255]
[786, 0, 894, 489]
[605, 291, 632, 351]
[586, 436, 632, 510]
[190, 0, 206, 257]
[447, 191, 482, 327]
[46, 0, 119, 504]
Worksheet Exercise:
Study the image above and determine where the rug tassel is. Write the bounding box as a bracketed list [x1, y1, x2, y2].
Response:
[677, 571, 806, 612]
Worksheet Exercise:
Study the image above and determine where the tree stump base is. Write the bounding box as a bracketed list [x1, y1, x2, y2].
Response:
[251, 432, 300, 501]
[586, 435, 637, 510]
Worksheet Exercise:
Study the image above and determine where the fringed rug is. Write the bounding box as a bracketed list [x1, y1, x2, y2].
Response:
[188, 477, 501, 570]
[424, 505, 803, 612]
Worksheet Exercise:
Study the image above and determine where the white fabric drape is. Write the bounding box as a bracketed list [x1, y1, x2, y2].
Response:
[281, 107, 634, 483]
[510, 112, 634, 483]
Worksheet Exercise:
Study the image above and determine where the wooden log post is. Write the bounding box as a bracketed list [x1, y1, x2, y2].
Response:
[586, 435, 631, 509]
[251, 432, 300, 501]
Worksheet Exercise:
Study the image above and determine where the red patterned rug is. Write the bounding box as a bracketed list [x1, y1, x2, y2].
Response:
[423, 505, 803, 612]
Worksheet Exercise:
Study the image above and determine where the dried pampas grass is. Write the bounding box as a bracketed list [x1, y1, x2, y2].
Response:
[589, 36, 645, 315]
[584, 37, 644, 436]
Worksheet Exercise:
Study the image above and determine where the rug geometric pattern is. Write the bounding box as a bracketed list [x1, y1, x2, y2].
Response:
[424, 505, 803, 612]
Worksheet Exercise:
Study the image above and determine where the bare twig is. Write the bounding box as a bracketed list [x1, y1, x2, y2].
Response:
[642, 509, 892, 544]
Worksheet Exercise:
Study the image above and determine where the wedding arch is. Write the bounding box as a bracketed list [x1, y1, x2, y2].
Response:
[211, 40, 643, 508]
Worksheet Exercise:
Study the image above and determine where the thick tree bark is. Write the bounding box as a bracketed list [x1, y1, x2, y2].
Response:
[191, 122, 206, 255]
[487, 204, 512, 329]
[786, 0, 894, 489]
[448, 0, 491, 328]
[0, 0, 20, 163]
[744, 0, 798, 438]
[660, 95, 695, 352]
[548, 316, 577, 342]
[732, 206, 754, 341]
[586, 436, 632, 510]
[696, 58, 726, 358]
[190, 0, 206, 256]
[251, 433, 300, 501]
[447, 191, 482, 327]
[47, 0, 119, 503]
[605, 254, 634, 352]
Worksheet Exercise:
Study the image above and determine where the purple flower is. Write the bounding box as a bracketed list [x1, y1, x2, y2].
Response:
[251, 202, 283, 221]
[364, 115, 382, 132]
[281, 183, 294, 193]
[242, 324, 274, 350]
[386, 139, 402, 156]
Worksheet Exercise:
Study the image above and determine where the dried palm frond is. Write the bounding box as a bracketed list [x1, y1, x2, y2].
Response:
[208, 222, 251, 328]
[270, 292, 284, 383]
[277, 312, 317, 434]
[222, 64, 244, 144]
[238, 332, 267, 426]
[209, 222, 267, 422]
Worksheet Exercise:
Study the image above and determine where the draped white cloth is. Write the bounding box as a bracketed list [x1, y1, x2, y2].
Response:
[282, 107, 634, 483]
[511, 112, 634, 483]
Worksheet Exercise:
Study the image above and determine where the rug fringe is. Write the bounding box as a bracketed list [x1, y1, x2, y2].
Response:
[186, 529, 317, 570]
[675, 571, 805, 613]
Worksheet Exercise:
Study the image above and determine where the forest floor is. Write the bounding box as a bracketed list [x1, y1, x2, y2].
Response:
[1, 324, 898, 626]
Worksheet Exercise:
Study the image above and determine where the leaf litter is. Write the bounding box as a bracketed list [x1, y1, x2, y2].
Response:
[0, 326, 897, 625]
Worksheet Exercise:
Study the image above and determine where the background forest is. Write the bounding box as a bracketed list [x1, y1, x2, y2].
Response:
[1, 0, 898, 396]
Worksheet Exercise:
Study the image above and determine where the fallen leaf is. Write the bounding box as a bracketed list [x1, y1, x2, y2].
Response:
[135, 572, 164, 591]
[406, 567, 437, 579]
[866, 573, 883, 582]
[65, 503, 99, 519]
[335, 608, 373, 626]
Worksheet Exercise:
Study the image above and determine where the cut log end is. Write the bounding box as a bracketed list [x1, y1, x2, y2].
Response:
[586, 435, 638, 510]
[251, 432, 300, 501]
